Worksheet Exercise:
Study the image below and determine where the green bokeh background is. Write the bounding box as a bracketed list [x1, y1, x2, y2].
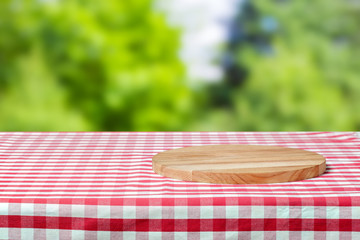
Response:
[0, 0, 359, 131]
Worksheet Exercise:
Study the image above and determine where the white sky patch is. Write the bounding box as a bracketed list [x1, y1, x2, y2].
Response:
[156, 0, 241, 82]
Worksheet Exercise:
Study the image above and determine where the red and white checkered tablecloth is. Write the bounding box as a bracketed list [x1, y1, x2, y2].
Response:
[0, 132, 359, 239]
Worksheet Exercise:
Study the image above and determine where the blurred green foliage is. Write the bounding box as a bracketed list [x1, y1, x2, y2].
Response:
[0, 0, 359, 131]
[0, 0, 193, 131]
[201, 0, 360, 131]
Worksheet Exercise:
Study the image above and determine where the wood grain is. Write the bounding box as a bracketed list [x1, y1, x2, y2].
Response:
[152, 145, 326, 184]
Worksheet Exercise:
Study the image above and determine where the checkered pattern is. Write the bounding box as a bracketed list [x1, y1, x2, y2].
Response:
[0, 132, 359, 239]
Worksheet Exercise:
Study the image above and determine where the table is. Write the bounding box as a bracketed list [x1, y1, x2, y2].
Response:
[0, 132, 359, 239]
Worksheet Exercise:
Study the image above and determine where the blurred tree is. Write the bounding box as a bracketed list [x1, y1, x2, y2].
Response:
[0, 0, 192, 131]
[216, 0, 360, 130]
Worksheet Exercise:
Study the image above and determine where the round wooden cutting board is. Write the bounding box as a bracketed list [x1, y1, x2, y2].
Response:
[152, 145, 326, 184]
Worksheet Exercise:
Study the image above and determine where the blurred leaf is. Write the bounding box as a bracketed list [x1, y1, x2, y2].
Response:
[217, 0, 360, 131]
[0, 0, 194, 131]
[0, 46, 90, 131]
